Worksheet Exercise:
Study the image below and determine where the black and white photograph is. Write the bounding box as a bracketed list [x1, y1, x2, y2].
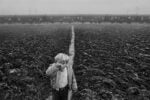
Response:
[0, 0, 150, 100]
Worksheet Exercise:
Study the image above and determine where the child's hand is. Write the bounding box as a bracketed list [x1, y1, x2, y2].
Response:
[55, 63, 62, 70]
[55, 61, 68, 71]
[60, 64, 67, 70]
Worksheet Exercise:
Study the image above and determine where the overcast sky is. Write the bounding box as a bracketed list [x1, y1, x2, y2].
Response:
[0, 0, 150, 15]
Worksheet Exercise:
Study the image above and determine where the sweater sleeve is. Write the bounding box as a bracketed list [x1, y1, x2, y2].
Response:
[46, 63, 59, 76]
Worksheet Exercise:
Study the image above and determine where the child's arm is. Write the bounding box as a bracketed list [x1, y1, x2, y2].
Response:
[46, 63, 59, 76]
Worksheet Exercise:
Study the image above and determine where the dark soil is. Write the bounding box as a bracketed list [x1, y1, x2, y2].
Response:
[74, 24, 150, 100]
[0, 24, 71, 100]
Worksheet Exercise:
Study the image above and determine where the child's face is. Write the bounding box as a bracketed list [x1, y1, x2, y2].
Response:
[57, 60, 66, 65]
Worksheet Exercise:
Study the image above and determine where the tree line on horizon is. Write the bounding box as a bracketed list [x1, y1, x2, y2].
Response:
[0, 15, 150, 24]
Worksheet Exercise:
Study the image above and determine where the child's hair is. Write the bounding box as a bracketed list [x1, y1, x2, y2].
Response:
[54, 53, 69, 63]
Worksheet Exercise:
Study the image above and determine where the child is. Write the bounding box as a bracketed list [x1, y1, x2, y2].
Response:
[46, 53, 77, 100]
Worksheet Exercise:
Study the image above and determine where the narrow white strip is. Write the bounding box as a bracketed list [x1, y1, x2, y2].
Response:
[67, 25, 75, 100]
[67, 25, 75, 76]
[69, 25, 75, 61]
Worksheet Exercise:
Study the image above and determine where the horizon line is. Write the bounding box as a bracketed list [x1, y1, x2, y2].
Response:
[0, 14, 150, 16]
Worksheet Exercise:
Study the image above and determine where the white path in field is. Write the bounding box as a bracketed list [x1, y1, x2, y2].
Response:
[69, 25, 75, 63]
[46, 26, 75, 100]
[67, 25, 75, 100]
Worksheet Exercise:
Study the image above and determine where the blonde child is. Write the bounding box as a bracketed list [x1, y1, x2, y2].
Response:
[46, 53, 77, 100]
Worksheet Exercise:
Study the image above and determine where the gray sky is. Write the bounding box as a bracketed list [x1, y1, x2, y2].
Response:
[0, 0, 150, 15]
